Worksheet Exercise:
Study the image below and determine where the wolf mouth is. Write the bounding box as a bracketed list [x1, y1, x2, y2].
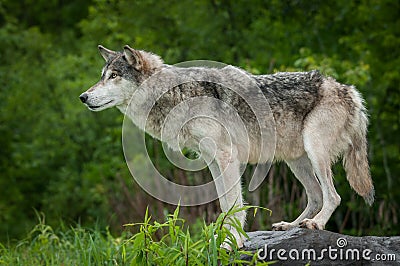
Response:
[88, 100, 114, 110]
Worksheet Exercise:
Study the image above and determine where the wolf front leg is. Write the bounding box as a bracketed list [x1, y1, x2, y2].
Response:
[208, 147, 246, 250]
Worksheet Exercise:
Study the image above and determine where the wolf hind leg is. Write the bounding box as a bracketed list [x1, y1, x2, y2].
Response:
[272, 153, 323, 231]
[300, 124, 342, 230]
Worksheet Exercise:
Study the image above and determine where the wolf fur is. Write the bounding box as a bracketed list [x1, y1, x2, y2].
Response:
[79, 45, 374, 248]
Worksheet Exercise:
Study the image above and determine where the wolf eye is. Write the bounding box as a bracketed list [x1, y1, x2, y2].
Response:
[110, 73, 117, 79]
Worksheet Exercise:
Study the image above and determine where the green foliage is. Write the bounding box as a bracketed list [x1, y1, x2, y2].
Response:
[0, 206, 274, 265]
[0, 0, 399, 245]
[124, 205, 259, 265]
[1, 212, 131, 265]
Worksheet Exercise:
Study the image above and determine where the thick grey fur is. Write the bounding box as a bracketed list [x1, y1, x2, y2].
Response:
[80, 45, 374, 249]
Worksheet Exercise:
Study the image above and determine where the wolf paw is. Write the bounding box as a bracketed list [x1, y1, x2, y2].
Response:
[272, 221, 296, 231]
[214, 233, 244, 251]
[299, 219, 323, 230]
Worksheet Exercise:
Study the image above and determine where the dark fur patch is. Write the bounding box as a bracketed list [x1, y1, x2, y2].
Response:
[255, 70, 323, 120]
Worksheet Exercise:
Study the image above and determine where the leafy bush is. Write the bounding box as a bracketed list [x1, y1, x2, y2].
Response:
[0, 207, 273, 265]
[0, 0, 398, 242]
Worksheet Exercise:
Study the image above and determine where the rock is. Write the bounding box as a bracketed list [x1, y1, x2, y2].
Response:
[241, 228, 400, 265]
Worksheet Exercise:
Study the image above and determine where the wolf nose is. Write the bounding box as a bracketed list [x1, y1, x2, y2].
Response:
[79, 93, 88, 103]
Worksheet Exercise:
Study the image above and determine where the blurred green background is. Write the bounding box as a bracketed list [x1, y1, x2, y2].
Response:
[0, 0, 399, 242]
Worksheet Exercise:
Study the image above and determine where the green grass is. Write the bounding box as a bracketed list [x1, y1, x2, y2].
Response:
[0, 206, 273, 265]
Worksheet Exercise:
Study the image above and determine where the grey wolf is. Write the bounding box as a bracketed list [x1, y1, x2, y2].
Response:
[79, 45, 374, 249]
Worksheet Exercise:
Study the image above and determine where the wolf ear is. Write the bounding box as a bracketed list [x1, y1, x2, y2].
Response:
[123, 45, 143, 70]
[98, 45, 116, 61]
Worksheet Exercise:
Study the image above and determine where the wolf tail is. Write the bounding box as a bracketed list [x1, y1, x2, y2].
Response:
[343, 104, 374, 206]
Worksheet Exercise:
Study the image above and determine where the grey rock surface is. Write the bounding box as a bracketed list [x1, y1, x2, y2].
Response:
[241, 228, 399, 265]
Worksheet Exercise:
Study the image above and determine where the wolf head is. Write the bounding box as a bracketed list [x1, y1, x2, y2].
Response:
[79, 45, 163, 111]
